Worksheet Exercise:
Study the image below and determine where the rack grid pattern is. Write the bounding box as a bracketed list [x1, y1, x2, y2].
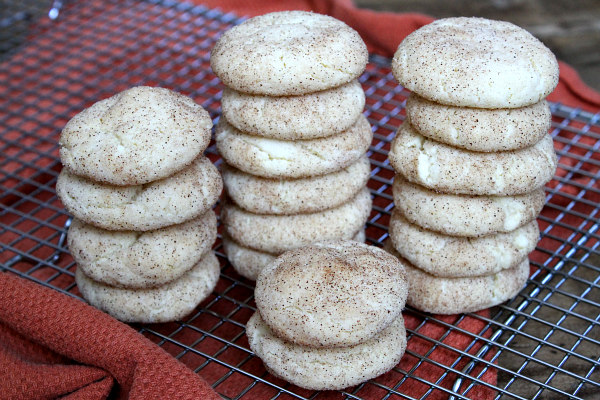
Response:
[1, 1, 599, 399]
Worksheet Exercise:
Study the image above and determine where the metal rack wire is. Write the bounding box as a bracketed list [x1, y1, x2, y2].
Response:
[1, 1, 599, 399]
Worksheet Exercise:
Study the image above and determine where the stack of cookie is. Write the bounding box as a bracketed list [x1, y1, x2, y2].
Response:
[210, 11, 373, 280]
[248, 240, 408, 390]
[387, 18, 559, 314]
[56, 86, 223, 323]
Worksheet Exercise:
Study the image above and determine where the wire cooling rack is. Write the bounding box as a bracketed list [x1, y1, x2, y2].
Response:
[1, 1, 599, 399]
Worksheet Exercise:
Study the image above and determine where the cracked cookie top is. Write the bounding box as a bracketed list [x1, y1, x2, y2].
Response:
[210, 11, 368, 96]
[59, 86, 212, 185]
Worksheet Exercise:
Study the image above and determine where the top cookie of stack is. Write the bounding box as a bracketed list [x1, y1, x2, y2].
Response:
[56, 86, 223, 323]
[211, 11, 373, 280]
[388, 18, 559, 314]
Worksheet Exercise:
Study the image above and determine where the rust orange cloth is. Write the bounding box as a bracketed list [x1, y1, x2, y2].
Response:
[0, 272, 221, 400]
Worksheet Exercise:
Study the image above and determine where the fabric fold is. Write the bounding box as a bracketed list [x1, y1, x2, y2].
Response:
[0, 272, 220, 400]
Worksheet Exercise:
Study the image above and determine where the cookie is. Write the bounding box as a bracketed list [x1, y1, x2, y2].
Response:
[389, 210, 538, 277]
[255, 240, 407, 348]
[222, 229, 366, 281]
[406, 95, 551, 152]
[59, 86, 212, 185]
[221, 188, 372, 254]
[210, 11, 368, 96]
[56, 156, 222, 231]
[68, 210, 217, 288]
[404, 256, 529, 314]
[389, 122, 557, 195]
[222, 156, 370, 215]
[221, 80, 365, 140]
[247, 312, 406, 390]
[76, 251, 220, 323]
[392, 17, 559, 108]
[393, 175, 545, 236]
[216, 115, 372, 179]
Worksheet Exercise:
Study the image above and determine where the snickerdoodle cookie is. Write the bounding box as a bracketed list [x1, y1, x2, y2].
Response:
[389, 210, 538, 277]
[215, 115, 372, 179]
[254, 240, 408, 348]
[59, 86, 212, 185]
[56, 156, 222, 231]
[389, 122, 556, 195]
[221, 188, 371, 254]
[392, 175, 545, 237]
[221, 80, 365, 140]
[247, 312, 406, 390]
[222, 156, 370, 215]
[392, 17, 559, 108]
[68, 210, 216, 288]
[406, 95, 551, 151]
[76, 251, 220, 323]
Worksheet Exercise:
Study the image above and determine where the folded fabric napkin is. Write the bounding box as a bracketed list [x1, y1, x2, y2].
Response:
[0, 272, 221, 400]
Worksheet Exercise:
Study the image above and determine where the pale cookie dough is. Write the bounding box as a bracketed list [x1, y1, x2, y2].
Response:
[389, 210, 538, 277]
[255, 240, 407, 348]
[68, 211, 217, 288]
[56, 156, 222, 231]
[222, 156, 370, 215]
[393, 175, 545, 237]
[216, 115, 372, 179]
[389, 122, 557, 195]
[222, 188, 372, 254]
[392, 17, 559, 108]
[210, 11, 368, 96]
[76, 251, 220, 323]
[221, 80, 365, 140]
[222, 230, 366, 281]
[403, 257, 530, 314]
[406, 95, 551, 152]
[59, 86, 212, 185]
[247, 312, 406, 391]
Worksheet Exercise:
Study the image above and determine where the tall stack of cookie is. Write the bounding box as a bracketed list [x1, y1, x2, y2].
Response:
[210, 11, 373, 280]
[56, 86, 223, 323]
[387, 18, 559, 314]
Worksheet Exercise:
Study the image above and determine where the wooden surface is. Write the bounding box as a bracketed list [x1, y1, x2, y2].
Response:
[356, 0, 600, 92]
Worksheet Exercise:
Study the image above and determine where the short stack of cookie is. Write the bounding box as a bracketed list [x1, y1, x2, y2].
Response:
[56, 86, 223, 323]
[387, 17, 559, 314]
[210, 11, 373, 280]
[248, 240, 408, 390]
